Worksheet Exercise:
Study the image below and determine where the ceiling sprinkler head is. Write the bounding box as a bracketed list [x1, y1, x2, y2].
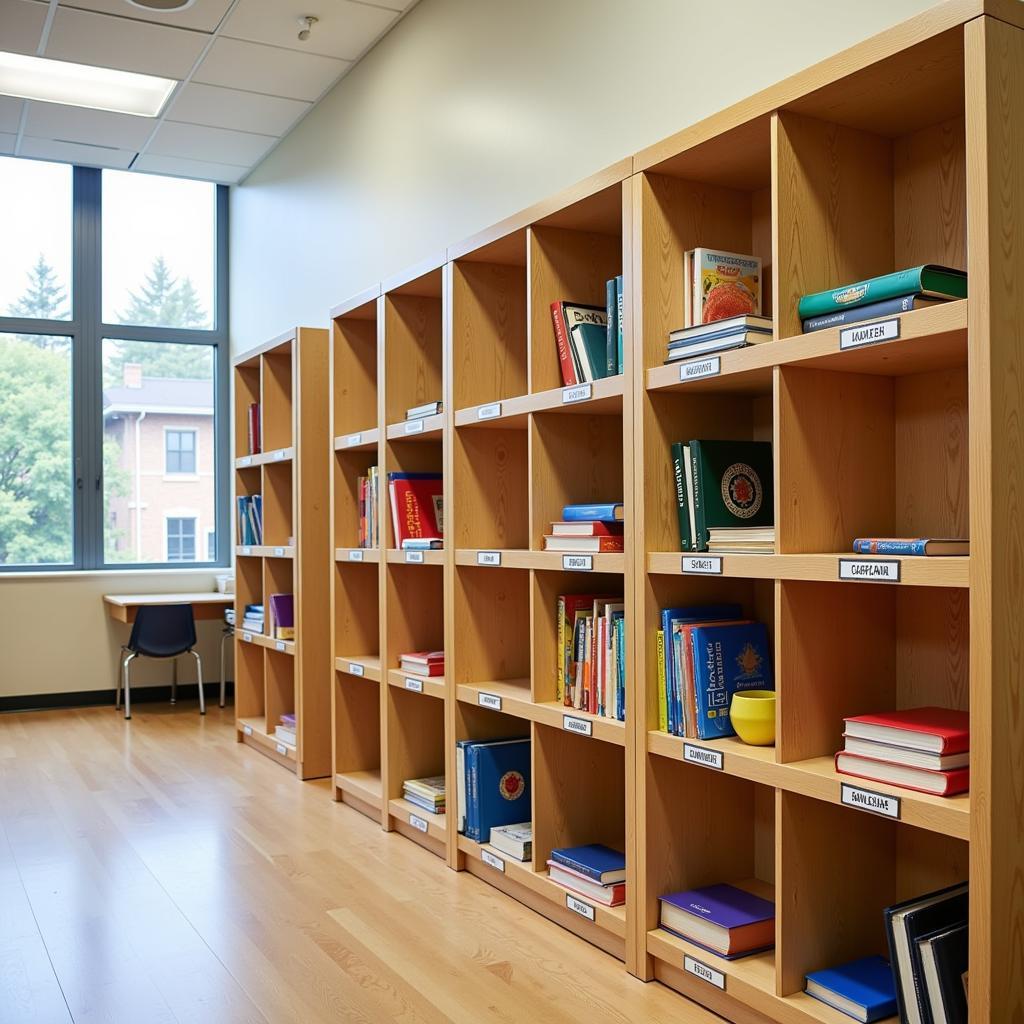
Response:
[298, 15, 318, 42]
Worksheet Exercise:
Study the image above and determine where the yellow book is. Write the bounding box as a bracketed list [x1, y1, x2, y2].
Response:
[656, 629, 667, 732]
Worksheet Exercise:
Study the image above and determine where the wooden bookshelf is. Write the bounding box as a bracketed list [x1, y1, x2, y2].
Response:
[233, 327, 330, 780]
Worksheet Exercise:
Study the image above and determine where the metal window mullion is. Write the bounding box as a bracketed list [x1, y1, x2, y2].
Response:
[214, 184, 231, 571]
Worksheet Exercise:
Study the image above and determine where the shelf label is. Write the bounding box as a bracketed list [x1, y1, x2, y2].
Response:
[566, 894, 596, 921]
[841, 783, 901, 820]
[405, 549, 426, 563]
[683, 742, 724, 771]
[563, 714, 593, 737]
[684, 955, 725, 990]
[682, 555, 722, 575]
[238, 455, 252, 467]
[242, 631, 253, 643]
[478, 692, 502, 711]
[273, 546, 285, 556]
[477, 550, 501, 567]
[349, 549, 364, 561]
[243, 724, 253, 736]
[405, 419, 425, 434]
[348, 662, 365, 676]
[840, 317, 900, 351]
[345, 432, 362, 447]
[275, 743, 287, 756]
[241, 546, 252, 555]
[679, 356, 721, 382]
[404, 677, 424, 693]
[562, 383, 592, 405]
[563, 554, 593, 572]
[275, 641, 286, 652]
[478, 402, 502, 420]
[274, 448, 286, 461]
[481, 849, 505, 872]
[839, 558, 901, 583]
[409, 813, 429, 833]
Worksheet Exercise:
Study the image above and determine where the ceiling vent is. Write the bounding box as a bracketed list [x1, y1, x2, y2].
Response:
[126, 0, 196, 11]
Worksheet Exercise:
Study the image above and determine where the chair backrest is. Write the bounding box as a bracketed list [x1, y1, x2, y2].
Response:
[128, 604, 197, 658]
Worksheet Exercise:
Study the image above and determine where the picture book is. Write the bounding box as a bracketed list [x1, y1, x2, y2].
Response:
[388, 472, 443, 546]
[797, 265, 967, 320]
[688, 439, 774, 551]
[802, 294, 944, 333]
[464, 738, 531, 843]
[550, 301, 607, 386]
[691, 248, 762, 325]
[659, 883, 775, 958]
[549, 843, 625, 884]
[804, 955, 898, 1023]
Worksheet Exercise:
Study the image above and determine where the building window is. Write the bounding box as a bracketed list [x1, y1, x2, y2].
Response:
[206, 528, 216, 561]
[167, 517, 197, 561]
[166, 429, 197, 475]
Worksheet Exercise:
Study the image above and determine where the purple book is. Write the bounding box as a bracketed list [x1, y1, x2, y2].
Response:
[268, 593, 295, 638]
[660, 884, 775, 958]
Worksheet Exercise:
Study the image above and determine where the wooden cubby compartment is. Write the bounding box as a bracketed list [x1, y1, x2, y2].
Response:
[384, 437, 443, 549]
[333, 670, 382, 819]
[333, 560, 379, 669]
[383, 270, 443, 427]
[333, 298, 378, 439]
[235, 362, 261, 456]
[261, 349, 294, 452]
[262, 462, 294, 548]
[452, 426, 528, 551]
[385, 561, 444, 683]
[333, 449, 378, 551]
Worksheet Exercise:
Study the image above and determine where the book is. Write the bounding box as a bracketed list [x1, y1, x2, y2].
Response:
[542, 534, 624, 552]
[802, 293, 944, 333]
[399, 651, 444, 676]
[267, 593, 294, 640]
[615, 275, 623, 374]
[569, 322, 610, 382]
[464, 738, 531, 843]
[274, 725, 296, 746]
[671, 442, 692, 552]
[401, 537, 443, 549]
[842, 736, 969, 772]
[843, 707, 969, 755]
[885, 883, 968, 1024]
[388, 472, 443, 546]
[656, 629, 667, 732]
[404, 792, 444, 814]
[247, 402, 261, 454]
[688, 440, 774, 551]
[550, 521, 623, 537]
[691, 248, 762, 325]
[546, 862, 625, 906]
[851, 538, 968, 556]
[666, 329, 772, 360]
[488, 822, 532, 861]
[659, 884, 775, 958]
[797, 265, 967, 320]
[804, 955, 899, 1023]
[406, 401, 442, 419]
[918, 923, 968, 1024]
[669, 313, 773, 344]
[606, 277, 617, 376]
[707, 526, 775, 554]
[236, 494, 263, 546]
[550, 301, 606, 386]
[558, 594, 610, 708]
[549, 844, 625, 884]
[561, 502, 623, 522]
[358, 466, 379, 548]
[834, 752, 969, 796]
[455, 738, 473, 834]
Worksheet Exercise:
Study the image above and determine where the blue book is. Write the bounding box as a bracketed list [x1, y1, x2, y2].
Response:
[605, 278, 617, 376]
[615, 275, 624, 374]
[550, 844, 625, 883]
[688, 621, 773, 740]
[805, 956, 898, 1022]
[802, 293, 943, 333]
[465, 739, 531, 842]
[851, 537, 968, 556]
[561, 502, 623, 522]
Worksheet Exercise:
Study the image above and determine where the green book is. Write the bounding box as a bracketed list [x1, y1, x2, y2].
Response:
[569, 322, 609, 382]
[670, 441, 692, 552]
[689, 439, 774, 551]
[797, 264, 967, 320]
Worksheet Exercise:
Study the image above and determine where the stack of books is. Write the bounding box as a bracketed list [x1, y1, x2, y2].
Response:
[835, 707, 970, 797]
[456, 737, 530, 842]
[406, 400, 442, 420]
[557, 593, 625, 720]
[544, 502, 623, 552]
[388, 471, 442, 549]
[804, 955, 898, 1022]
[851, 537, 969, 557]
[236, 494, 263, 545]
[403, 775, 445, 815]
[656, 605, 773, 739]
[551, 292, 621, 386]
[399, 650, 444, 676]
[274, 713, 296, 747]
[799, 264, 967, 334]
[488, 822, 532, 862]
[667, 314, 773, 362]
[659, 883, 775, 959]
[357, 466, 379, 548]
[247, 402, 261, 454]
[267, 593, 294, 640]
[547, 844, 625, 907]
[241, 603, 264, 634]
[671, 440, 774, 553]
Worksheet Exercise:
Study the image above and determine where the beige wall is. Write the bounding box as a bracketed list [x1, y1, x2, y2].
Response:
[229, 0, 938, 349]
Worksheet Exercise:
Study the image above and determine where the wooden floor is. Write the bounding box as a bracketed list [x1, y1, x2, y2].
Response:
[0, 704, 721, 1024]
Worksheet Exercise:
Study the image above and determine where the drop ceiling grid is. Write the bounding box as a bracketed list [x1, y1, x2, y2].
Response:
[3, 0, 417, 182]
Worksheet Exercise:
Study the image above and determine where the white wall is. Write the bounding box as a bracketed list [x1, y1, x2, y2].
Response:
[229, 0, 938, 348]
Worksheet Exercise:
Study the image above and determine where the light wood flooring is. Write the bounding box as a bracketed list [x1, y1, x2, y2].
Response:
[0, 704, 721, 1024]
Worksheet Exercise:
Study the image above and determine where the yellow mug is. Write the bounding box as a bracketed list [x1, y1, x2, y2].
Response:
[730, 690, 776, 746]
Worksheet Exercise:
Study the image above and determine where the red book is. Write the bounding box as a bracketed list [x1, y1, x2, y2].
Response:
[400, 651, 444, 676]
[550, 521, 624, 537]
[843, 707, 969, 755]
[835, 752, 969, 796]
[550, 301, 578, 387]
[543, 535, 625, 552]
[388, 472, 442, 546]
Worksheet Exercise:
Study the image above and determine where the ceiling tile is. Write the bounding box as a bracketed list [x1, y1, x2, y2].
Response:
[221, 0, 397, 60]
[45, 6, 206, 79]
[57, 0, 233, 33]
[133, 152, 246, 184]
[193, 36, 348, 102]
[167, 82, 309, 136]
[0, 96, 24, 134]
[147, 119, 275, 165]
[24, 100, 156, 149]
[19, 135, 135, 168]
[0, 0, 47, 56]
[0, 132, 16, 155]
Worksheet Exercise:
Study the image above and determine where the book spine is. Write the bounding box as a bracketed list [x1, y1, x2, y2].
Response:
[616, 275, 624, 374]
[801, 293, 923, 332]
[606, 278, 617, 376]
[656, 629, 667, 732]
[671, 442, 692, 552]
[550, 853, 605, 882]
[556, 596, 565, 705]
[562, 504, 622, 522]
[689, 441, 706, 551]
[852, 538, 928, 555]
[550, 302, 579, 387]
[466, 744, 480, 841]
[797, 267, 929, 319]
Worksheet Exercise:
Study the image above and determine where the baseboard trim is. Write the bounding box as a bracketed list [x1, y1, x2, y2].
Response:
[0, 681, 234, 714]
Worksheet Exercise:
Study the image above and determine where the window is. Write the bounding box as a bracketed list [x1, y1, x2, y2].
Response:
[0, 159, 228, 572]
[166, 430, 197, 475]
[166, 517, 197, 562]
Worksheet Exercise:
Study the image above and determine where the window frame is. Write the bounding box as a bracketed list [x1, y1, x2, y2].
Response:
[165, 514, 198, 562]
[0, 164, 230, 573]
[164, 426, 199, 477]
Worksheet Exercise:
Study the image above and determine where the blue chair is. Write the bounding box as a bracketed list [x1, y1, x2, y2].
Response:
[115, 604, 205, 720]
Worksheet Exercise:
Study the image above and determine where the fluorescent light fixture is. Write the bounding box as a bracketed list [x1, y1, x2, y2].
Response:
[0, 52, 176, 117]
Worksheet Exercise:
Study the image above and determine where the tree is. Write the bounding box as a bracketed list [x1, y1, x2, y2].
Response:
[117, 256, 208, 330]
[8, 255, 69, 335]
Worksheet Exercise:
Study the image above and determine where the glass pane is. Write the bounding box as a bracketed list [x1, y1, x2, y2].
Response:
[0, 158, 72, 321]
[103, 339, 216, 563]
[0, 333, 73, 566]
[102, 171, 216, 330]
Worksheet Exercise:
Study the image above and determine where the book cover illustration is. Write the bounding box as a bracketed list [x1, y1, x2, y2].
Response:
[695, 248, 762, 324]
[388, 472, 443, 545]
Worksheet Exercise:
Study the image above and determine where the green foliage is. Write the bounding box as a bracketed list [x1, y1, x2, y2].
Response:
[116, 255, 209, 330]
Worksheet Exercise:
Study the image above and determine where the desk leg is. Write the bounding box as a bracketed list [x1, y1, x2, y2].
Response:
[171, 657, 178, 704]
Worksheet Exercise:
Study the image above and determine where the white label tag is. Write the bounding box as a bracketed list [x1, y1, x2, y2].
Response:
[238, 455, 251, 466]
[345, 432, 362, 447]
[566, 894, 596, 921]
[273, 546, 285, 556]
[683, 742, 724, 771]
[274, 448, 286, 460]
[348, 662, 364, 676]
[839, 558, 901, 583]
[563, 714, 593, 737]
[478, 692, 502, 710]
[275, 641, 286, 652]
[241, 546, 251, 555]
[477, 550, 501, 566]
[682, 555, 722, 575]
[562, 554, 593, 571]
[405, 419, 424, 434]
[481, 849, 505, 872]
[404, 677, 424, 693]
[243, 724, 253, 736]
[679, 356, 721, 382]
[684, 955, 725, 990]
[409, 813, 429, 833]
[841, 783, 901, 819]
[562, 383, 592, 405]
[349, 549, 363, 561]
[275, 743, 287, 756]
[405, 550, 425, 563]
[242, 631, 253, 643]
[478, 403, 501, 420]
[840, 317, 900, 350]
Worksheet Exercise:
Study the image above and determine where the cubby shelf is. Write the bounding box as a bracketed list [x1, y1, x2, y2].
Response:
[385, 414, 444, 441]
[333, 427, 380, 452]
[233, 328, 330, 781]
[387, 669, 446, 700]
[335, 655, 381, 681]
[385, 548, 445, 565]
[455, 549, 626, 573]
[334, 547, 381, 563]
[453, 375, 626, 427]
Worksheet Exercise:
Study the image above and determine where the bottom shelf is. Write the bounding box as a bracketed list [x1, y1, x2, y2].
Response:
[388, 797, 447, 858]
[237, 716, 297, 772]
[334, 769, 383, 821]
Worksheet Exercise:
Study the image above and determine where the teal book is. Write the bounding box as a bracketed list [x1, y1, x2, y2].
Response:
[670, 442, 692, 552]
[605, 278, 617, 376]
[570, 321, 609, 381]
[797, 264, 966, 320]
[689, 439, 774, 551]
[615, 275, 624, 374]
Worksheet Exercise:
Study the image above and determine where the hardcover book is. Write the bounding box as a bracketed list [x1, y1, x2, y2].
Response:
[488, 822, 532, 861]
[834, 752, 969, 796]
[561, 502, 623, 523]
[267, 593, 294, 640]
[550, 301, 606, 386]
[918, 923, 968, 1024]
[797, 265, 967, 320]
[804, 955, 898, 1023]
[802, 293, 943, 332]
[659, 883, 775, 958]
[615, 274, 624, 374]
[569, 322, 609, 382]
[688, 439, 774, 551]
[666, 329, 772, 360]
[387, 472, 443, 546]
[550, 521, 623, 537]
[464, 738, 531, 843]
[671, 442, 692, 552]
[606, 277, 617, 377]
[843, 708, 969, 755]
[542, 534, 624, 552]
[670, 313, 772, 344]
[546, 862, 625, 906]
[692, 248, 762, 325]
[549, 844, 625, 884]
[851, 538, 968, 557]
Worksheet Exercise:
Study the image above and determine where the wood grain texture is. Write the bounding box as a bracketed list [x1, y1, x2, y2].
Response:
[383, 293, 444, 425]
[452, 426, 528, 549]
[332, 316, 378, 436]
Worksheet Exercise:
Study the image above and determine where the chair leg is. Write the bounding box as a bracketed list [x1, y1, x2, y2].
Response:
[219, 631, 227, 708]
[122, 652, 136, 720]
[191, 650, 205, 715]
[115, 646, 125, 710]
[170, 656, 178, 704]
